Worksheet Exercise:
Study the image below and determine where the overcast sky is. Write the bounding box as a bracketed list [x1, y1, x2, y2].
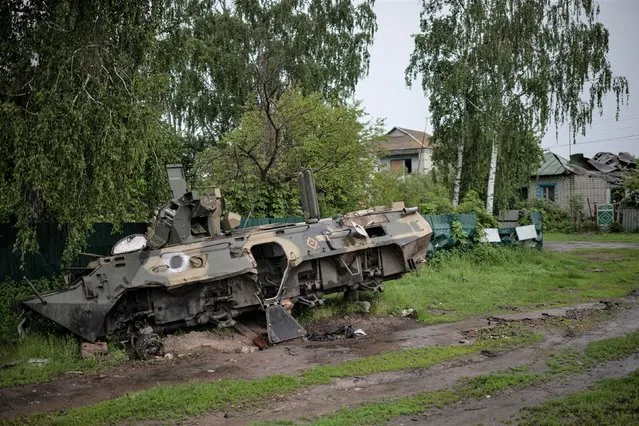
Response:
[354, 0, 639, 159]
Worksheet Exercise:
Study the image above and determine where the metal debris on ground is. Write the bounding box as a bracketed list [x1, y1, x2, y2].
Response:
[80, 341, 109, 359]
[400, 308, 416, 318]
[26, 358, 49, 365]
[357, 301, 371, 313]
[306, 325, 367, 342]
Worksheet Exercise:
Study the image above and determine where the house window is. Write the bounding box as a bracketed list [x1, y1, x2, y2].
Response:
[390, 159, 412, 174]
[537, 184, 556, 202]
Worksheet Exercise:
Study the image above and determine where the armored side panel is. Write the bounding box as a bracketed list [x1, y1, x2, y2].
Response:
[18, 168, 432, 353]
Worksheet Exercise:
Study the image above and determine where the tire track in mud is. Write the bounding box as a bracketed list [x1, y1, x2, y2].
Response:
[183, 302, 639, 425]
[389, 355, 639, 426]
[0, 300, 635, 421]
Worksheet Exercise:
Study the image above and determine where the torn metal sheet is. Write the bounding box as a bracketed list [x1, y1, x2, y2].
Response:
[516, 225, 538, 241]
[481, 228, 501, 243]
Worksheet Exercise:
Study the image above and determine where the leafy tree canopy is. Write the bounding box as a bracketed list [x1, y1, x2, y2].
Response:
[193, 88, 382, 218]
[0, 0, 377, 262]
[407, 0, 629, 212]
[0, 1, 178, 259]
[159, 0, 377, 173]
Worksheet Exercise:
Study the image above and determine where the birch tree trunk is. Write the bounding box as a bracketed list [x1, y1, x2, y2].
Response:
[452, 139, 464, 208]
[485, 137, 499, 214]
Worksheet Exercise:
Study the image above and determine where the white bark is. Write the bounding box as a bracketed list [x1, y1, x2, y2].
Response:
[452, 139, 464, 208]
[485, 137, 499, 214]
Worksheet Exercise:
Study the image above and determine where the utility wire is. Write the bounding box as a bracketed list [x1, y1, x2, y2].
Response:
[543, 133, 639, 149]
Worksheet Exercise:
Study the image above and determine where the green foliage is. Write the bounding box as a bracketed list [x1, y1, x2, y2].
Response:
[457, 190, 499, 228]
[158, 0, 377, 169]
[516, 199, 571, 232]
[375, 247, 639, 324]
[0, 0, 377, 260]
[367, 172, 404, 207]
[621, 169, 639, 208]
[407, 0, 629, 214]
[368, 172, 453, 213]
[450, 219, 467, 242]
[520, 370, 639, 426]
[0, 1, 178, 260]
[193, 89, 382, 217]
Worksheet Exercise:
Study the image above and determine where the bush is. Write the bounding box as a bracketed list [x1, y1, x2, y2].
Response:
[609, 222, 624, 233]
[515, 199, 570, 232]
[457, 190, 500, 228]
[369, 172, 453, 214]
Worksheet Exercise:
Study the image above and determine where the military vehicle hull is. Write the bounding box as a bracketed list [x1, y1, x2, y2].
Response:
[19, 168, 432, 358]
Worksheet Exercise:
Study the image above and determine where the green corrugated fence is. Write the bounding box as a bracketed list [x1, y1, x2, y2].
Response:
[0, 212, 541, 282]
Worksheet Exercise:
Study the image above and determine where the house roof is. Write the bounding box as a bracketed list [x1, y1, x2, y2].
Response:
[536, 151, 576, 176]
[535, 151, 627, 187]
[379, 127, 432, 152]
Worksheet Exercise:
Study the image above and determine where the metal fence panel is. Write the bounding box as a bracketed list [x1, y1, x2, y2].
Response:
[620, 209, 639, 232]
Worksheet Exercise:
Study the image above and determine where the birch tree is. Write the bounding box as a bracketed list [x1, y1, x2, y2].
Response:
[407, 0, 629, 214]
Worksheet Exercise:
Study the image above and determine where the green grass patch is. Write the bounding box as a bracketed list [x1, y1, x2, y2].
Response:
[290, 330, 639, 426]
[546, 330, 639, 377]
[11, 328, 539, 425]
[544, 232, 639, 243]
[520, 369, 639, 426]
[585, 330, 639, 363]
[267, 368, 543, 426]
[300, 326, 540, 385]
[0, 334, 127, 388]
[372, 246, 639, 324]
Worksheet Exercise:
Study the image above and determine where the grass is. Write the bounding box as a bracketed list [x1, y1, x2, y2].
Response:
[544, 232, 639, 243]
[371, 246, 639, 324]
[519, 369, 639, 425]
[6, 245, 635, 389]
[278, 330, 639, 426]
[264, 368, 544, 426]
[0, 334, 128, 388]
[7, 327, 539, 425]
[545, 330, 639, 377]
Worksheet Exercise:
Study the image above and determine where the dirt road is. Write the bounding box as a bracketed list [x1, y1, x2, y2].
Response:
[193, 300, 639, 425]
[2, 299, 637, 424]
[544, 241, 639, 251]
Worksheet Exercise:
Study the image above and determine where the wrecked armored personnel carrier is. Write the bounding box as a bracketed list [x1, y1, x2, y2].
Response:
[19, 166, 432, 358]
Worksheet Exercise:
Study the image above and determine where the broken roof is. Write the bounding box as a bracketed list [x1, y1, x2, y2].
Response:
[534, 151, 634, 187]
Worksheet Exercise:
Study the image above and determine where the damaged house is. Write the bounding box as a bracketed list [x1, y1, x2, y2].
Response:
[528, 151, 636, 215]
[377, 127, 433, 175]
